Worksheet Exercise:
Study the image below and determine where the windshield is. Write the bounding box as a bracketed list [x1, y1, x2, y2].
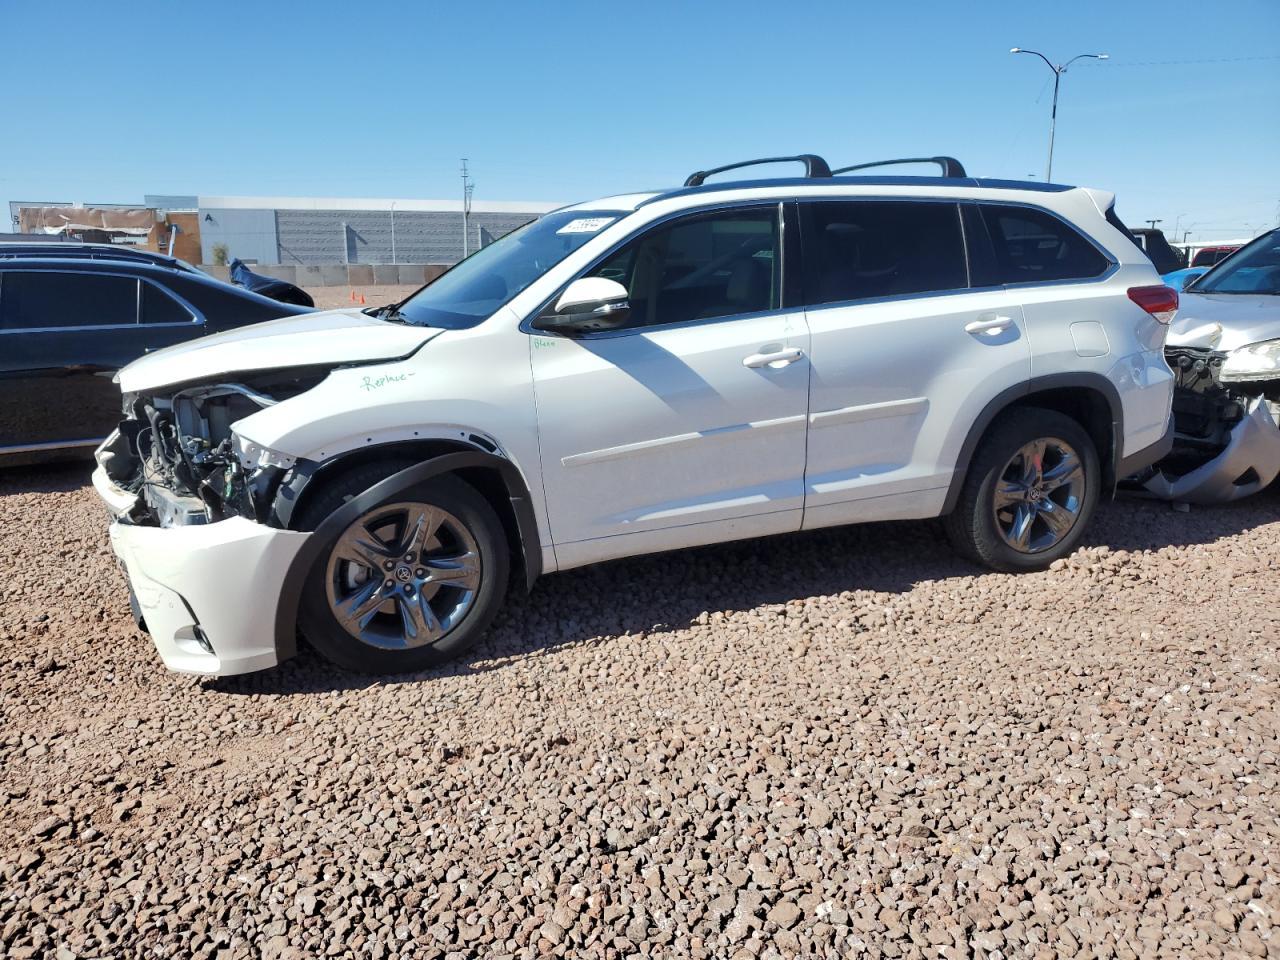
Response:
[1192, 230, 1280, 295]
[393, 209, 627, 327]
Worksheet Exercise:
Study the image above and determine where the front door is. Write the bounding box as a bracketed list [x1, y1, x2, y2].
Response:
[530, 204, 812, 569]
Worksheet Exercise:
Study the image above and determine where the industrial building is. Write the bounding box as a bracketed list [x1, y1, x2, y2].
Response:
[8, 194, 562, 267]
[196, 195, 559, 266]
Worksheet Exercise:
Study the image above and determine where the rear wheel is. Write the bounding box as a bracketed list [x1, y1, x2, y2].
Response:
[944, 408, 1100, 572]
[297, 468, 509, 673]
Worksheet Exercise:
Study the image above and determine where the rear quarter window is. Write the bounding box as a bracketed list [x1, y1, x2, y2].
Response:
[141, 282, 195, 324]
[981, 206, 1110, 284]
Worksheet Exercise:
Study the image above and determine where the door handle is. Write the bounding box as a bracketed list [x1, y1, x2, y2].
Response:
[743, 346, 804, 369]
[965, 314, 1014, 337]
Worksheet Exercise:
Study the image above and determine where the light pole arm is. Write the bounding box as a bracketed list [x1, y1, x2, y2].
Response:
[1012, 47, 1059, 74]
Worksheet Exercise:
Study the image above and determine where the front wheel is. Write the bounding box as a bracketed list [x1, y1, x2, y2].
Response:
[297, 471, 510, 673]
[944, 408, 1100, 572]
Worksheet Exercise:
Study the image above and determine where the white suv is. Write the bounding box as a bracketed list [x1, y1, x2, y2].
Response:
[93, 155, 1178, 676]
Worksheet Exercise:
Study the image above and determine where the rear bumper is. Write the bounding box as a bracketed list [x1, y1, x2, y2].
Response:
[96, 466, 311, 676]
[1117, 415, 1175, 478]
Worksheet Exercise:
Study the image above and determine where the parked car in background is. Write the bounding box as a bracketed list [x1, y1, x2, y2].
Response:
[1134, 228, 1280, 502]
[93, 152, 1178, 676]
[0, 254, 312, 465]
[1130, 227, 1186, 275]
[1191, 244, 1241, 268]
[1162, 266, 1208, 291]
[230, 258, 315, 308]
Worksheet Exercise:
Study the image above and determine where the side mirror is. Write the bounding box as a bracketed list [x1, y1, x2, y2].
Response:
[534, 277, 631, 334]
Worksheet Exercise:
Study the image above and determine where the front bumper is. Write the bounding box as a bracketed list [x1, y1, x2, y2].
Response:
[95, 466, 310, 676]
[1141, 397, 1280, 504]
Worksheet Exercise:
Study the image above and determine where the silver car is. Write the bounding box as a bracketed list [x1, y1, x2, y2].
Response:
[1137, 228, 1280, 502]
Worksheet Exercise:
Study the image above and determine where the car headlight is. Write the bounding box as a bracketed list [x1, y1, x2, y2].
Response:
[1221, 338, 1280, 383]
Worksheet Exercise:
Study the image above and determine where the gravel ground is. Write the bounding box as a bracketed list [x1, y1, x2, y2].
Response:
[1, 464, 1278, 959]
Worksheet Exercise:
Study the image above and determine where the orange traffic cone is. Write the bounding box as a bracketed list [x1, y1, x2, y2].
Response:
[359, 294, 366, 305]
[349, 289, 357, 303]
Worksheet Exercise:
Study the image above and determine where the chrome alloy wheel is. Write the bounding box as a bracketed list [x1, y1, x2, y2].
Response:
[992, 438, 1086, 554]
[324, 502, 481, 650]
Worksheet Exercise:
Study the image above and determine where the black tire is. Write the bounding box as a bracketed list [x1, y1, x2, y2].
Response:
[295, 465, 510, 673]
[943, 407, 1100, 572]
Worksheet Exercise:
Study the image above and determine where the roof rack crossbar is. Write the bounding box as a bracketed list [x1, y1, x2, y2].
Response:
[684, 154, 832, 188]
[831, 156, 968, 178]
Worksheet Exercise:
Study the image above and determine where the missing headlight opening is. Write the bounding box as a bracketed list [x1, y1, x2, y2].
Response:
[102, 369, 329, 528]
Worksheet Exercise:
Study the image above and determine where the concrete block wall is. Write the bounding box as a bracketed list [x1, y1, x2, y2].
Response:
[198, 263, 446, 287]
[274, 209, 533, 265]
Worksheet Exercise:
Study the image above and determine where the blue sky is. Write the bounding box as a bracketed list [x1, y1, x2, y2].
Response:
[3, 0, 1277, 241]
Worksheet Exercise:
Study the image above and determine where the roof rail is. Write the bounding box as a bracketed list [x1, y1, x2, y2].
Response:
[832, 156, 967, 178]
[684, 154, 832, 187]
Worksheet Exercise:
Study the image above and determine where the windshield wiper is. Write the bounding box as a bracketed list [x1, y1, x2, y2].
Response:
[373, 302, 412, 324]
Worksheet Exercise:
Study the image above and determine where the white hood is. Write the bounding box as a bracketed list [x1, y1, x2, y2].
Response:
[118, 308, 443, 392]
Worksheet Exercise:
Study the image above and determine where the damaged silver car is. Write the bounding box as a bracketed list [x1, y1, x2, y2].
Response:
[1134, 228, 1280, 502]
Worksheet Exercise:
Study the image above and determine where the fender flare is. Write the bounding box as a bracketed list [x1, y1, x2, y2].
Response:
[941, 373, 1123, 515]
[272, 451, 542, 664]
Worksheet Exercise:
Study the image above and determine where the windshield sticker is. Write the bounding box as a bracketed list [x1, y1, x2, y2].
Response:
[556, 217, 615, 235]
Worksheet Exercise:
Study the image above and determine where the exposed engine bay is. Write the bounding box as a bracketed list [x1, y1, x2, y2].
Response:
[98, 369, 329, 527]
[1131, 345, 1280, 502]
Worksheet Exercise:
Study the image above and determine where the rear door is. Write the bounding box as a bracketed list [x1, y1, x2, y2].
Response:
[799, 199, 1032, 527]
[0, 268, 172, 450]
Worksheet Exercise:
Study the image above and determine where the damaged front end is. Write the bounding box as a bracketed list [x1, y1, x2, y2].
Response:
[98, 368, 329, 528]
[1134, 344, 1280, 502]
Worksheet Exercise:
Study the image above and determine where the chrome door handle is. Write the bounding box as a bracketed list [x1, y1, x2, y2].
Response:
[743, 346, 804, 369]
[965, 315, 1014, 336]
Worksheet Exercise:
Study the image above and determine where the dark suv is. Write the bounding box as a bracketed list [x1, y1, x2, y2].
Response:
[0, 255, 311, 464]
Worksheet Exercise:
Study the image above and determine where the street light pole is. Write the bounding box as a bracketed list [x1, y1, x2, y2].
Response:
[1010, 48, 1108, 182]
[460, 158, 474, 261]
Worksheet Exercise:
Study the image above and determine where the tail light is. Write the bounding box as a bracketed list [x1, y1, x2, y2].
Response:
[1127, 285, 1178, 324]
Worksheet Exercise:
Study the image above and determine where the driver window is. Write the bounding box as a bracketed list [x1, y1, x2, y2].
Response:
[589, 208, 780, 328]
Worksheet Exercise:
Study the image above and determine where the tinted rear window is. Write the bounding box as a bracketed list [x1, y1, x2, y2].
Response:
[801, 200, 967, 304]
[0, 271, 139, 330]
[981, 206, 1110, 283]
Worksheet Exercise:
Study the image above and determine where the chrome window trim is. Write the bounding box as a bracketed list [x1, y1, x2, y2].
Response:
[519, 198, 789, 340]
[0, 266, 205, 333]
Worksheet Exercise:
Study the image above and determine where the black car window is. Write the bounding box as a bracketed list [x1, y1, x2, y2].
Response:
[141, 282, 195, 324]
[587, 208, 780, 328]
[801, 201, 967, 305]
[981, 206, 1110, 283]
[0, 271, 139, 330]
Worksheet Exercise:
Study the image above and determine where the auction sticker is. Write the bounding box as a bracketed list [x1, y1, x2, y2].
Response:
[556, 217, 615, 234]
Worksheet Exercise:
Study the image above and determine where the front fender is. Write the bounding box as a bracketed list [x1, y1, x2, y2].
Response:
[272, 451, 544, 665]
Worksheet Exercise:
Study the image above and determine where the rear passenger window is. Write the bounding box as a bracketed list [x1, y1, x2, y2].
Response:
[141, 283, 194, 324]
[981, 206, 1110, 283]
[0, 272, 139, 330]
[801, 201, 967, 305]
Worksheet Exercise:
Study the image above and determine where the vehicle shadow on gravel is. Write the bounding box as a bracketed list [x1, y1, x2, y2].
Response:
[0, 460, 95, 494]
[208, 485, 1279, 696]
